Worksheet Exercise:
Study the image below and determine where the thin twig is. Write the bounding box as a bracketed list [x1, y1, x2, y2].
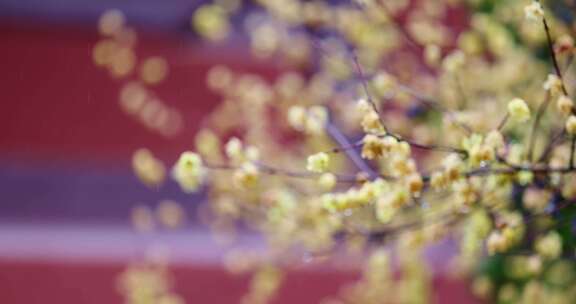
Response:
[527, 92, 551, 162]
[205, 154, 576, 189]
[350, 51, 468, 156]
[325, 134, 467, 156]
[497, 113, 509, 131]
[541, 9, 570, 96]
[565, 53, 575, 72]
[395, 83, 474, 135]
[454, 73, 469, 110]
[384, 133, 468, 156]
[325, 140, 364, 154]
[326, 122, 379, 179]
[377, 0, 421, 53]
[351, 51, 389, 133]
[570, 136, 576, 169]
[205, 162, 358, 184]
[366, 210, 462, 243]
[538, 129, 566, 162]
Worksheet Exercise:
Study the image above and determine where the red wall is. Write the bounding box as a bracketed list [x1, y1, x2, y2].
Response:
[0, 23, 275, 164]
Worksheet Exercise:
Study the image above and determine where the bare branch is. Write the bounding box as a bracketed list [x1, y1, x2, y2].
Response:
[527, 92, 551, 162]
[326, 121, 379, 179]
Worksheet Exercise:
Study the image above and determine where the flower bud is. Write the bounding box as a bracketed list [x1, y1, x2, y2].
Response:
[556, 95, 573, 116]
[507, 98, 531, 122]
[524, 1, 544, 21]
[565, 115, 576, 135]
[306, 152, 330, 173]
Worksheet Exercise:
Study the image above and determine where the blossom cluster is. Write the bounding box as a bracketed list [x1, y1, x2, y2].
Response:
[97, 0, 576, 303]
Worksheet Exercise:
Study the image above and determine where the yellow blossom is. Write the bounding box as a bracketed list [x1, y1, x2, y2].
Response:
[556, 95, 573, 116]
[318, 173, 337, 191]
[306, 152, 330, 173]
[376, 188, 408, 223]
[442, 50, 465, 72]
[244, 145, 260, 162]
[172, 152, 204, 193]
[395, 141, 411, 158]
[524, 1, 544, 21]
[454, 180, 477, 207]
[192, 4, 230, 41]
[507, 98, 531, 122]
[535, 231, 562, 259]
[132, 148, 166, 187]
[485, 130, 505, 151]
[487, 231, 505, 254]
[406, 173, 423, 196]
[523, 188, 550, 212]
[361, 134, 385, 159]
[487, 228, 520, 255]
[442, 153, 464, 181]
[382, 136, 400, 154]
[391, 157, 416, 177]
[517, 170, 534, 186]
[233, 162, 260, 189]
[430, 171, 448, 191]
[156, 200, 186, 229]
[424, 44, 441, 67]
[361, 110, 384, 134]
[287, 105, 306, 131]
[305, 105, 328, 135]
[287, 105, 328, 135]
[175, 151, 203, 175]
[470, 145, 495, 166]
[371, 72, 397, 97]
[565, 115, 576, 135]
[225, 137, 243, 160]
[543, 74, 562, 94]
[356, 98, 371, 114]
